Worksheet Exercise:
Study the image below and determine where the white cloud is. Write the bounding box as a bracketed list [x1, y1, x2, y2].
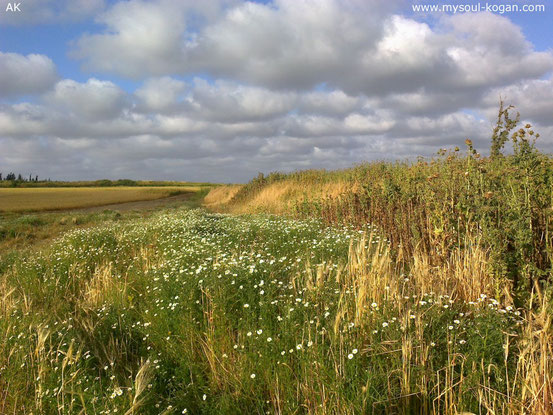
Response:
[483, 77, 553, 126]
[72, 1, 553, 102]
[134, 77, 187, 113]
[46, 78, 127, 120]
[2, 2, 553, 181]
[73, 0, 238, 77]
[444, 13, 553, 89]
[0, 52, 58, 97]
[190, 79, 297, 122]
[299, 90, 362, 116]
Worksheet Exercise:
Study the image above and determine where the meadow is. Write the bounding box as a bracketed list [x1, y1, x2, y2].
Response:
[1, 109, 552, 414]
[0, 208, 550, 414]
[0, 186, 204, 213]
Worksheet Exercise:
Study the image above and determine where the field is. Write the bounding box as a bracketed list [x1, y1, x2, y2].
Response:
[0, 208, 550, 414]
[0, 186, 205, 213]
[1, 127, 552, 413]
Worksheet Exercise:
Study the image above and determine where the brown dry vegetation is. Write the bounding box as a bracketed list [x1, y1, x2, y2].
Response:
[202, 184, 243, 209]
[205, 180, 359, 214]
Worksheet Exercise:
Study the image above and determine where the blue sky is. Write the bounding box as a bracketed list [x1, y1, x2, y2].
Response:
[0, 0, 552, 181]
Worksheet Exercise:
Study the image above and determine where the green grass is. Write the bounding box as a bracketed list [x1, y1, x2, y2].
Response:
[0, 187, 209, 253]
[1, 209, 550, 414]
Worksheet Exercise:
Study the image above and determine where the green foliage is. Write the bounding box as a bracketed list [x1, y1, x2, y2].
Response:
[230, 106, 552, 300]
[491, 100, 520, 159]
[0, 210, 529, 414]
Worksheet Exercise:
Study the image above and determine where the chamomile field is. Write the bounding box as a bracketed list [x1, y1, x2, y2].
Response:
[1, 206, 550, 414]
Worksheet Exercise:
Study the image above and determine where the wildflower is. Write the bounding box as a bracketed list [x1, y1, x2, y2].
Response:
[382, 322, 388, 328]
[244, 304, 250, 308]
[203, 394, 207, 401]
[267, 337, 272, 342]
[250, 373, 256, 379]
[352, 348, 358, 354]
[296, 344, 302, 350]
[348, 354, 354, 360]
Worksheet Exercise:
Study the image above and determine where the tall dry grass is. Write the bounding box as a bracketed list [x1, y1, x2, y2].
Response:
[327, 237, 552, 414]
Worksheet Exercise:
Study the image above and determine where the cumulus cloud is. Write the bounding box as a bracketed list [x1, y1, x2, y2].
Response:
[482, 77, 553, 126]
[298, 90, 363, 116]
[134, 77, 187, 113]
[189, 79, 297, 122]
[73, 0, 393, 84]
[73, 1, 187, 77]
[0, 52, 58, 97]
[73, 1, 553, 97]
[2, 1, 553, 181]
[46, 78, 127, 120]
[443, 13, 553, 90]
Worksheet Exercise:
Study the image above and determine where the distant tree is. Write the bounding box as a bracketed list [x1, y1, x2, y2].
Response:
[35, 175, 38, 182]
[17, 174, 23, 181]
[0, 173, 2, 181]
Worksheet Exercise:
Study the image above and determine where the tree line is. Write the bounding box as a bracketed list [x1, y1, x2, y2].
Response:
[0, 172, 46, 182]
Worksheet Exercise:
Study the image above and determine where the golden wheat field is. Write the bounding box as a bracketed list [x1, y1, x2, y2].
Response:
[0, 186, 201, 212]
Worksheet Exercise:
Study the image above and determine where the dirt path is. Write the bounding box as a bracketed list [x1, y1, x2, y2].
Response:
[68, 192, 196, 213]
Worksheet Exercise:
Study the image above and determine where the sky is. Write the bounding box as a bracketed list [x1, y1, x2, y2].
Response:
[0, 0, 552, 183]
